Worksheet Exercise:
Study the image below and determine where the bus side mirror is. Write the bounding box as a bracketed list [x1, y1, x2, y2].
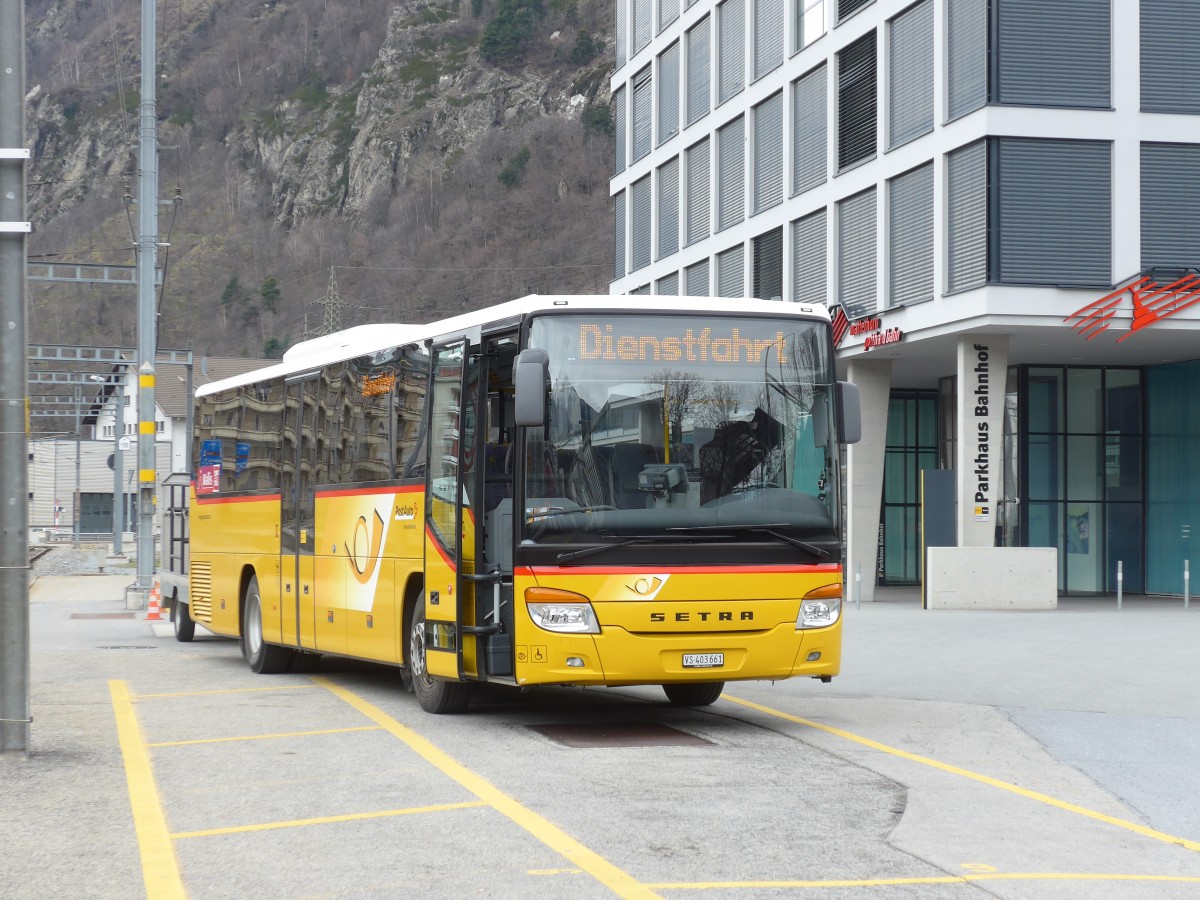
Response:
[514, 348, 549, 427]
[837, 381, 861, 445]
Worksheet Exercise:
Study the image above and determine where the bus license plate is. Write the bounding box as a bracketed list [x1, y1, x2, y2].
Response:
[683, 652, 724, 669]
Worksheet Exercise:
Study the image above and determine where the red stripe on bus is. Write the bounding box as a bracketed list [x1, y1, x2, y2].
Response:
[192, 491, 281, 505]
[426, 524, 456, 570]
[317, 484, 423, 499]
[514, 564, 840, 576]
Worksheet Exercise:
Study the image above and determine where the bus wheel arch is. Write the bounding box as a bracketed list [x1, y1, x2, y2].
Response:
[399, 576, 423, 693]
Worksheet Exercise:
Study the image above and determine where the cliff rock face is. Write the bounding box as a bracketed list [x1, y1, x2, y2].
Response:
[24, 0, 615, 355]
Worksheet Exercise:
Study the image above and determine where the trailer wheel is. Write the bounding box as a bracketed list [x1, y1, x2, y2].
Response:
[170, 593, 195, 643]
[410, 594, 472, 714]
[662, 682, 725, 706]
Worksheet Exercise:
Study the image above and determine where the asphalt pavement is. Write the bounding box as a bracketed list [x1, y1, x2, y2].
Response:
[3, 571, 1199, 899]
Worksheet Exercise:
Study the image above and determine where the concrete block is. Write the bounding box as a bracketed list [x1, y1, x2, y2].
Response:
[926, 547, 1057, 610]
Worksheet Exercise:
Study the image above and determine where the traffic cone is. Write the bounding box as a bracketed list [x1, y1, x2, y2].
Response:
[145, 584, 164, 621]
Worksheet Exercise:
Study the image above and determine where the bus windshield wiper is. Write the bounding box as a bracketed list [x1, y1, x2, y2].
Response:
[556, 532, 723, 563]
[666, 523, 831, 561]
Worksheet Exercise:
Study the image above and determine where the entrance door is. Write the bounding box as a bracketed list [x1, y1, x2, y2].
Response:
[281, 375, 318, 649]
[422, 340, 482, 680]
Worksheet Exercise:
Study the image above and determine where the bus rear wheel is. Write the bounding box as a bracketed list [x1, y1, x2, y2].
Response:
[171, 594, 195, 643]
[242, 575, 292, 674]
[409, 594, 473, 714]
[662, 682, 725, 706]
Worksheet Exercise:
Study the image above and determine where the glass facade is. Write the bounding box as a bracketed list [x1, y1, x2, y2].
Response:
[880, 391, 937, 584]
[1146, 360, 1200, 594]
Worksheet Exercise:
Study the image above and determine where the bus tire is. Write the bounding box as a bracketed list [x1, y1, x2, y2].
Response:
[170, 593, 196, 643]
[662, 682, 725, 706]
[410, 594, 472, 714]
[242, 575, 292, 675]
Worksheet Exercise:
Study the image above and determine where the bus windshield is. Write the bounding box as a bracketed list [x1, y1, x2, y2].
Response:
[519, 313, 842, 548]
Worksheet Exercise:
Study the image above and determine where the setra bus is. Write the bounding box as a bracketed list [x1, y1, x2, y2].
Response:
[178, 295, 861, 713]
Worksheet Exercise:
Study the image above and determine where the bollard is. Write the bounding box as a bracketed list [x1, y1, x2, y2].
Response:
[855, 562, 861, 611]
[1117, 560, 1123, 610]
[1186, 560, 1191, 609]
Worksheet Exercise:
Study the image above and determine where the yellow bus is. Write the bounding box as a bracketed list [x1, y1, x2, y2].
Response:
[179, 295, 861, 713]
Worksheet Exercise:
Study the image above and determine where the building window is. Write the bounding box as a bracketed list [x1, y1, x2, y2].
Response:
[716, 243, 745, 297]
[632, 66, 653, 163]
[947, 140, 986, 292]
[717, 0, 746, 104]
[614, 190, 626, 279]
[685, 137, 711, 245]
[753, 0, 784, 81]
[687, 18, 711, 125]
[888, 0, 933, 150]
[658, 42, 680, 146]
[795, 0, 825, 53]
[993, 138, 1110, 286]
[630, 175, 652, 272]
[686, 258, 711, 295]
[792, 63, 826, 196]
[837, 0, 872, 25]
[1142, 1, 1200, 113]
[837, 186, 876, 318]
[660, 0, 680, 31]
[753, 227, 783, 300]
[752, 92, 783, 214]
[634, 0, 652, 53]
[716, 115, 745, 231]
[888, 162, 933, 308]
[658, 156, 680, 259]
[792, 207, 827, 305]
[616, 0, 627, 69]
[1142, 143, 1200, 270]
[996, 0, 1109, 109]
[837, 31, 876, 172]
[614, 86, 627, 175]
[657, 271, 680, 294]
[947, 0, 986, 120]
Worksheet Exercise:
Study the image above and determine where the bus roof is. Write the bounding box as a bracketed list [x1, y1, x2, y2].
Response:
[196, 295, 832, 397]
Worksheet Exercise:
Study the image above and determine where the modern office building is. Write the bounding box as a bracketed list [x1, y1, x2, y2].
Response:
[609, 0, 1200, 598]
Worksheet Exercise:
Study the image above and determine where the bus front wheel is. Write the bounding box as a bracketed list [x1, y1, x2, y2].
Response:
[242, 575, 292, 674]
[409, 594, 473, 714]
[662, 682, 725, 706]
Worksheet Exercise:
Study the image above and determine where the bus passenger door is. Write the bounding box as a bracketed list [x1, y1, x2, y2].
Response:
[281, 374, 318, 650]
[423, 339, 481, 681]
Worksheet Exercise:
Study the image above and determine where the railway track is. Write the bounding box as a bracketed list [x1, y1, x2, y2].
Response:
[29, 545, 51, 566]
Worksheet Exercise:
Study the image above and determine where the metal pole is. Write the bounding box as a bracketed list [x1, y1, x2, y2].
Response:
[1185, 559, 1190, 609]
[854, 561, 861, 611]
[111, 378, 124, 558]
[1116, 560, 1123, 611]
[135, 0, 160, 603]
[73, 385, 80, 549]
[0, 0, 31, 755]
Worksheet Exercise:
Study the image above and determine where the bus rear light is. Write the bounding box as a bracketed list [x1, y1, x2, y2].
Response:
[797, 583, 842, 629]
[524, 587, 600, 634]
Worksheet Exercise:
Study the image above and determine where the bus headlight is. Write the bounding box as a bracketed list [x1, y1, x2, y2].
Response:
[525, 587, 600, 634]
[797, 584, 842, 629]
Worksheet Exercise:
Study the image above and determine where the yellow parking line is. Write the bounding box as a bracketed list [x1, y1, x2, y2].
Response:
[148, 725, 382, 747]
[172, 801, 487, 839]
[315, 677, 660, 900]
[723, 694, 1200, 854]
[647, 873, 1200, 889]
[109, 680, 186, 900]
[136, 684, 322, 700]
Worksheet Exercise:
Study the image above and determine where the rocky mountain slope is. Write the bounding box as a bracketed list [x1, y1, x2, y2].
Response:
[24, 0, 615, 358]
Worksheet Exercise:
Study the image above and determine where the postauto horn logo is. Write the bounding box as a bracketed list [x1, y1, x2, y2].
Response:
[343, 506, 391, 611]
